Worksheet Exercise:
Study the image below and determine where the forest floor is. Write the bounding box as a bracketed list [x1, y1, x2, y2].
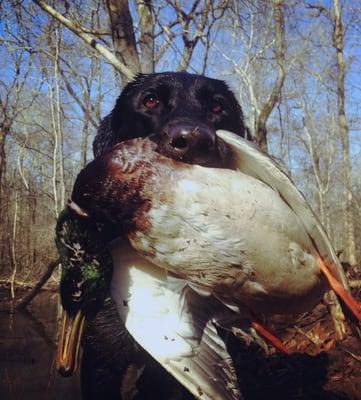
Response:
[229, 264, 361, 400]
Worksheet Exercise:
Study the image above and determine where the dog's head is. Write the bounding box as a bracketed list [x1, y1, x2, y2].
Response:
[94, 72, 249, 166]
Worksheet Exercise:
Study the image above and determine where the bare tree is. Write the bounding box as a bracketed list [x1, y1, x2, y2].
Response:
[32, 0, 135, 81]
[223, 0, 286, 151]
[104, 0, 142, 80]
[0, 50, 36, 210]
[0, 0, 359, 307]
[298, 99, 336, 233]
[136, 0, 154, 73]
[168, 0, 211, 71]
[32, 1, 232, 81]
[256, 0, 286, 151]
[332, 0, 356, 264]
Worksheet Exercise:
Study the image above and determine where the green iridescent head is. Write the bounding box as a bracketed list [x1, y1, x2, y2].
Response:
[55, 208, 113, 319]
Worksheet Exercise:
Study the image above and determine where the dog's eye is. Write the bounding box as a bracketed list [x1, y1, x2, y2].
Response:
[210, 99, 224, 114]
[143, 93, 159, 110]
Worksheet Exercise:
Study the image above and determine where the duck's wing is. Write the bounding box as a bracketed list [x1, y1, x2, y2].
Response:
[109, 238, 242, 400]
[216, 129, 348, 289]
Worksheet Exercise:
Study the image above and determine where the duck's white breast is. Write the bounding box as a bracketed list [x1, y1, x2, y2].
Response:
[130, 166, 324, 313]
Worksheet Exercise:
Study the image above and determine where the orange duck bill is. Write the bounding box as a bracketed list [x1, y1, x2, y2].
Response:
[56, 309, 86, 377]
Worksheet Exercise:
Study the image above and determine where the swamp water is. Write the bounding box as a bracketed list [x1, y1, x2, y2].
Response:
[0, 288, 81, 400]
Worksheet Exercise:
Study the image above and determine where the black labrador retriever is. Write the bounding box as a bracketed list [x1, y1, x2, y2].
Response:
[93, 72, 249, 164]
[81, 72, 249, 400]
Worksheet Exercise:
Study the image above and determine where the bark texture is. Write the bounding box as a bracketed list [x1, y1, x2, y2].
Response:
[255, 0, 286, 151]
[332, 0, 356, 265]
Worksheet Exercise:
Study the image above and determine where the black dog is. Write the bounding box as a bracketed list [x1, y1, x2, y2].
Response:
[93, 72, 249, 164]
[81, 72, 249, 400]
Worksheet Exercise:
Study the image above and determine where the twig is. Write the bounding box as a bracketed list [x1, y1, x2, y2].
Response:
[15, 258, 60, 310]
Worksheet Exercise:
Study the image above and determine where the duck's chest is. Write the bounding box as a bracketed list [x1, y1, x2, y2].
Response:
[128, 168, 325, 312]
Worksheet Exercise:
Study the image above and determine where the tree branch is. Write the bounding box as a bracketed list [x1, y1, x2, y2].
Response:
[32, 0, 135, 81]
[256, 0, 286, 151]
[15, 258, 60, 310]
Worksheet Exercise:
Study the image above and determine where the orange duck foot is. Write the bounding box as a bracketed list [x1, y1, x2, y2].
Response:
[318, 258, 361, 322]
[251, 321, 291, 355]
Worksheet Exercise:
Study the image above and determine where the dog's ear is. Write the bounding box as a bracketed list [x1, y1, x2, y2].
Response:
[226, 101, 252, 141]
[218, 83, 253, 142]
[93, 74, 155, 157]
[93, 114, 115, 157]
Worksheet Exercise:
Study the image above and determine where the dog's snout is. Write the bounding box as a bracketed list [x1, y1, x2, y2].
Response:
[167, 123, 215, 156]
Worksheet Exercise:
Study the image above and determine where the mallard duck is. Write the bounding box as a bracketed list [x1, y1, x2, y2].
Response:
[57, 130, 361, 400]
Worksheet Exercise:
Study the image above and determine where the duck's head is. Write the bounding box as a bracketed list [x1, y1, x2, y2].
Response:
[55, 208, 113, 377]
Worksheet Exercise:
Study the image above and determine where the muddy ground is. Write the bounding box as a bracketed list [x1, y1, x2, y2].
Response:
[228, 265, 361, 400]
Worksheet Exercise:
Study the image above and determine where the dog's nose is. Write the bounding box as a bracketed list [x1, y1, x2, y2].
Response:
[167, 123, 215, 156]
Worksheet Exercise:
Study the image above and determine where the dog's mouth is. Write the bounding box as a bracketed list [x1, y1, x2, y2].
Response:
[150, 133, 229, 168]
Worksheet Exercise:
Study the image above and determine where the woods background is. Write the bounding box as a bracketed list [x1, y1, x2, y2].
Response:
[0, 0, 360, 296]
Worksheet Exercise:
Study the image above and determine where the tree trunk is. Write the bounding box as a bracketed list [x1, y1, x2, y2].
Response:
[301, 113, 334, 233]
[54, 27, 66, 209]
[105, 0, 141, 83]
[255, 0, 286, 151]
[136, 0, 154, 73]
[32, 0, 135, 81]
[0, 121, 10, 213]
[81, 110, 90, 168]
[32, 195, 37, 266]
[49, 85, 59, 217]
[332, 0, 356, 265]
[10, 192, 19, 299]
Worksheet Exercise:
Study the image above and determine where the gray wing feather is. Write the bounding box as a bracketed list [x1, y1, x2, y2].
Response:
[216, 129, 348, 289]
[110, 239, 242, 400]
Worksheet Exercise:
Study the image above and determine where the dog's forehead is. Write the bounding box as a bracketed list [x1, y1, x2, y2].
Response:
[133, 72, 229, 95]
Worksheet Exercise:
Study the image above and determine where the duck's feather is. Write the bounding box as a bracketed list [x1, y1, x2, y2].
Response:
[216, 129, 348, 289]
[70, 132, 352, 399]
[129, 148, 327, 314]
[110, 238, 242, 400]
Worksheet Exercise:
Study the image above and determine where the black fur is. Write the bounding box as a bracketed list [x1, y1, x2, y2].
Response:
[83, 72, 249, 399]
[93, 72, 249, 159]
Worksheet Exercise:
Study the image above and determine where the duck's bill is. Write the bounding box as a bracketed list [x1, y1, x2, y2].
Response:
[56, 309, 86, 377]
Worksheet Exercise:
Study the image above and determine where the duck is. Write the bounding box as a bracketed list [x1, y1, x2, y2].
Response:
[56, 129, 361, 400]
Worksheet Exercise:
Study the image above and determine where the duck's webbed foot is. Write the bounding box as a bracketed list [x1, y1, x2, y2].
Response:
[224, 320, 290, 355]
[318, 258, 361, 322]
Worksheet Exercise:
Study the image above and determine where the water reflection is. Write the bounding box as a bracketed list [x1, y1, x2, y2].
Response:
[0, 289, 81, 400]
